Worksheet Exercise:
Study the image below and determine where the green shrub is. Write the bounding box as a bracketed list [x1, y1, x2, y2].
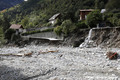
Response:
[42, 23, 52, 27]
[11, 34, 21, 42]
[22, 30, 41, 35]
[105, 12, 120, 26]
[86, 10, 103, 28]
[61, 20, 73, 36]
[76, 21, 89, 29]
[53, 19, 62, 27]
[54, 26, 62, 36]
[21, 17, 29, 27]
[41, 28, 53, 32]
[28, 22, 34, 28]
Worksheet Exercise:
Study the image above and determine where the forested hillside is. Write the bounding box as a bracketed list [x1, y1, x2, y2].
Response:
[0, 0, 24, 11]
[1, 0, 108, 28]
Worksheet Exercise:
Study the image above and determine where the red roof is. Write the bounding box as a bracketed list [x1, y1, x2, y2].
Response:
[10, 24, 23, 29]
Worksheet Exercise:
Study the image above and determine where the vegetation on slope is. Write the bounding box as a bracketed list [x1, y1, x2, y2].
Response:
[1, 0, 108, 28]
[2, 0, 120, 43]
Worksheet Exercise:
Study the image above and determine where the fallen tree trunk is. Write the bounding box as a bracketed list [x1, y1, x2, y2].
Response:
[0, 53, 32, 57]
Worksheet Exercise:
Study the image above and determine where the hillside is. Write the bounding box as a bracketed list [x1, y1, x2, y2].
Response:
[2, 0, 108, 28]
[0, 0, 24, 11]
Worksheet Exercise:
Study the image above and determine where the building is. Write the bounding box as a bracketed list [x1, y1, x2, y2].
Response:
[101, 9, 106, 13]
[49, 13, 61, 25]
[10, 24, 26, 34]
[79, 9, 93, 20]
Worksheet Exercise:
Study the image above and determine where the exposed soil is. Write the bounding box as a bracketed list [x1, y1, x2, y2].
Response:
[65, 27, 120, 48]
[91, 27, 120, 48]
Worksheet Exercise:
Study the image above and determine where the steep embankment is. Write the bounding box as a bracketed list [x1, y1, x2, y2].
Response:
[65, 27, 120, 48]
[91, 27, 120, 48]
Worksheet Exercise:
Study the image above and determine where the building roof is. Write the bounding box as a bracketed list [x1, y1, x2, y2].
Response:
[80, 9, 94, 12]
[49, 13, 60, 21]
[10, 24, 23, 29]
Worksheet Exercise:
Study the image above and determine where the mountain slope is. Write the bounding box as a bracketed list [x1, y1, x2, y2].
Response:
[0, 0, 24, 11]
[2, 0, 108, 28]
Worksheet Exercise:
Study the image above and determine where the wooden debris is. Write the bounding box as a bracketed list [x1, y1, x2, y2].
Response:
[106, 52, 118, 60]
[24, 52, 32, 57]
[0, 53, 23, 57]
[0, 52, 33, 57]
[39, 50, 58, 54]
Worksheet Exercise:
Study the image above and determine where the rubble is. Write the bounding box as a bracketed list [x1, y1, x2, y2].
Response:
[106, 52, 118, 60]
[0, 45, 120, 80]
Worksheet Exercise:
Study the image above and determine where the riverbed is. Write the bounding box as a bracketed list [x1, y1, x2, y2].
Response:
[0, 45, 120, 80]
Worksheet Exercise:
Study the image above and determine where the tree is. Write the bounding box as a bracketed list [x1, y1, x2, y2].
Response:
[61, 19, 76, 36]
[106, 0, 120, 11]
[76, 21, 89, 29]
[86, 10, 103, 28]
[54, 26, 62, 36]
[95, 0, 108, 9]
[61, 20, 73, 36]
[21, 17, 29, 27]
[2, 15, 10, 32]
[4, 29, 16, 41]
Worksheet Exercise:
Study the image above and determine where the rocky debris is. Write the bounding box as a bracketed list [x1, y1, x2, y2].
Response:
[0, 45, 120, 80]
[64, 27, 120, 48]
[91, 27, 120, 48]
[79, 40, 97, 48]
[106, 52, 118, 60]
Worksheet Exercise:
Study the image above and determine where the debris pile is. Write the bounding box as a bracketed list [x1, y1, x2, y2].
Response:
[0, 52, 33, 57]
[106, 52, 118, 60]
[0, 45, 120, 79]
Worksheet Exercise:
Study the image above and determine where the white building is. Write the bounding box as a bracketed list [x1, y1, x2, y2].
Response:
[49, 13, 60, 25]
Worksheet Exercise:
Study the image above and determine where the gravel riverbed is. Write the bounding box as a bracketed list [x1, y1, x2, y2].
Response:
[0, 44, 120, 80]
